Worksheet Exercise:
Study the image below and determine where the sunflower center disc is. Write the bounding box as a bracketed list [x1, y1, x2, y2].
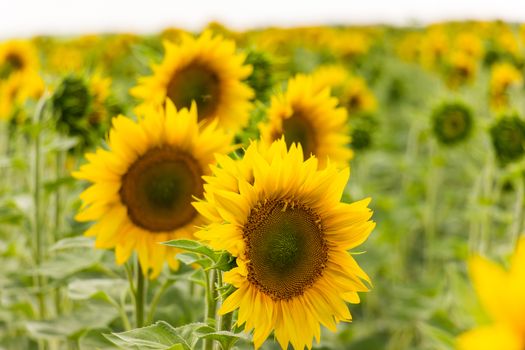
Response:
[243, 200, 328, 300]
[0, 53, 23, 79]
[443, 111, 466, 138]
[278, 111, 317, 159]
[166, 63, 220, 122]
[120, 147, 203, 232]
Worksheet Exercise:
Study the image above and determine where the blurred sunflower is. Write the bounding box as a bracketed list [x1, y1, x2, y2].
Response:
[259, 74, 352, 167]
[490, 115, 525, 165]
[194, 139, 375, 350]
[454, 32, 484, 59]
[52, 73, 121, 150]
[0, 40, 39, 80]
[73, 101, 233, 278]
[311, 64, 350, 97]
[131, 31, 254, 131]
[490, 62, 523, 111]
[420, 27, 449, 70]
[431, 102, 473, 145]
[445, 51, 477, 88]
[457, 237, 525, 350]
[342, 76, 377, 116]
[0, 40, 43, 121]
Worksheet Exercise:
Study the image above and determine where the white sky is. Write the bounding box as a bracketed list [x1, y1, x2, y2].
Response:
[1, 0, 525, 39]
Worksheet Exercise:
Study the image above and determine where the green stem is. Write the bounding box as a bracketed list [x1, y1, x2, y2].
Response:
[511, 176, 524, 247]
[54, 151, 64, 316]
[424, 140, 441, 266]
[478, 152, 495, 253]
[203, 269, 217, 350]
[146, 279, 173, 325]
[107, 296, 131, 331]
[135, 262, 146, 328]
[32, 96, 48, 321]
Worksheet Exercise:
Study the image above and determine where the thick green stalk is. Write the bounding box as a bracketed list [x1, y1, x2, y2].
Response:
[32, 96, 48, 320]
[135, 263, 146, 328]
[203, 269, 217, 350]
[54, 151, 64, 316]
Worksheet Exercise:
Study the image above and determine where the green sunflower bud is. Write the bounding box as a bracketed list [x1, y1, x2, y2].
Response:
[490, 115, 525, 165]
[431, 102, 473, 146]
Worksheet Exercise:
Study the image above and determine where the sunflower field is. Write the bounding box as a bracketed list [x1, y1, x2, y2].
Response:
[1, 21, 525, 350]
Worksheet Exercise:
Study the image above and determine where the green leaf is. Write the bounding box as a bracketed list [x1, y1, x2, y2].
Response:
[79, 328, 118, 350]
[206, 252, 235, 272]
[26, 302, 118, 340]
[105, 321, 210, 350]
[35, 249, 102, 279]
[162, 239, 217, 261]
[67, 278, 128, 302]
[176, 252, 212, 269]
[195, 329, 248, 350]
[50, 237, 94, 251]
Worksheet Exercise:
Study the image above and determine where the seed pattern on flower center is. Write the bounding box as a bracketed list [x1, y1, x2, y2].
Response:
[120, 147, 203, 232]
[166, 63, 220, 122]
[273, 110, 317, 159]
[243, 199, 328, 300]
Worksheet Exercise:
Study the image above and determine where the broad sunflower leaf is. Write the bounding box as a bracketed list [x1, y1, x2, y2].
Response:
[104, 321, 209, 350]
[67, 278, 128, 302]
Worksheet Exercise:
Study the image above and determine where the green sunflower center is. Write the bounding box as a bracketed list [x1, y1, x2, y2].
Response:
[120, 147, 203, 232]
[244, 199, 328, 300]
[166, 62, 220, 122]
[0, 53, 24, 79]
[275, 110, 317, 159]
[443, 111, 467, 138]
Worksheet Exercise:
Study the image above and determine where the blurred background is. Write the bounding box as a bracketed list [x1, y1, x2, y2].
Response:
[2, 0, 525, 38]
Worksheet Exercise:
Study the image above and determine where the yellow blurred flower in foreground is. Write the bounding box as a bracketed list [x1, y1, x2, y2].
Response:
[457, 237, 525, 350]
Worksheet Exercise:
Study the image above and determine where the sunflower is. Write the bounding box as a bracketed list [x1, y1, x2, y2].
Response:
[431, 101, 473, 145]
[259, 74, 352, 168]
[73, 101, 233, 278]
[0, 40, 39, 80]
[342, 76, 377, 116]
[0, 40, 43, 121]
[490, 115, 525, 165]
[457, 237, 525, 350]
[444, 51, 477, 89]
[194, 139, 375, 350]
[131, 31, 254, 131]
[489, 62, 523, 111]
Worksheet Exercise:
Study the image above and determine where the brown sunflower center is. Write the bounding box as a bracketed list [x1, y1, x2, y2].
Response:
[243, 199, 328, 300]
[273, 110, 317, 159]
[120, 147, 203, 232]
[0, 53, 24, 79]
[166, 62, 220, 122]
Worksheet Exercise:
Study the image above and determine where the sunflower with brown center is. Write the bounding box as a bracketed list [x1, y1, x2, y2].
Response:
[259, 75, 352, 168]
[194, 139, 375, 349]
[131, 31, 254, 131]
[73, 101, 233, 278]
[0, 40, 43, 120]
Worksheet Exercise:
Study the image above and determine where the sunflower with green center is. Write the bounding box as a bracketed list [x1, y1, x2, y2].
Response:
[457, 237, 525, 350]
[431, 101, 473, 145]
[259, 74, 352, 168]
[131, 31, 254, 131]
[73, 101, 233, 278]
[194, 139, 375, 350]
